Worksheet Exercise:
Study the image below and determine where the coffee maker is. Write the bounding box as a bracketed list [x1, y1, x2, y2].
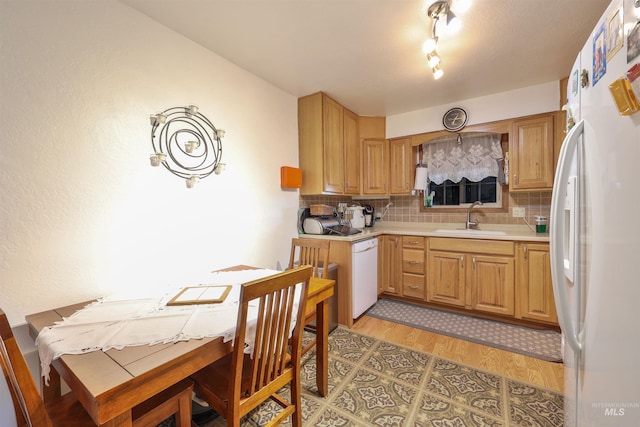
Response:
[364, 205, 375, 227]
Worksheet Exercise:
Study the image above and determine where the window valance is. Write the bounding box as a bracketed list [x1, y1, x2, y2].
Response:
[421, 133, 503, 185]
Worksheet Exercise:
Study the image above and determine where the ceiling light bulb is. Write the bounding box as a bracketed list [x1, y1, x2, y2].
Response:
[433, 66, 444, 80]
[187, 105, 198, 116]
[427, 53, 440, 68]
[422, 37, 438, 54]
[216, 129, 225, 138]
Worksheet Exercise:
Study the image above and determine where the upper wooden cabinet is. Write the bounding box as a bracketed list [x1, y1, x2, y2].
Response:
[298, 92, 360, 195]
[343, 108, 361, 194]
[509, 113, 555, 191]
[389, 138, 413, 195]
[362, 138, 388, 195]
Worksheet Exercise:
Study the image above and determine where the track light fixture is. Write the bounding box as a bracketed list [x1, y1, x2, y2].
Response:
[422, 0, 470, 80]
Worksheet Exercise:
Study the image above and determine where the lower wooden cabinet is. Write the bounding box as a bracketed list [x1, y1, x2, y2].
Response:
[516, 242, 557, 324]
[428, 238, 515, 315]
[468, 254, 515, 316]
[379, 235, 425, 300]
[380, 235, 557, 327]
[428, 251, 466, 307]
[380, 235, 402, 295]
[401, 236, 426, 300]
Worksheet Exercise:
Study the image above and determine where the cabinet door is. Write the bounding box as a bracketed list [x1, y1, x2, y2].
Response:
[389, 138, 412, 194]
[428, 251, 466, 307]
[323, 96, 345, 193]
[343, 108, 361, 194]
[298, 93, 324, 195]
[362, 138, 387, 195]
[510, 114, 554, 191]
[381, 235, 402, 295]
[517, 243, 557, 323]
[469, 255, 515, 316]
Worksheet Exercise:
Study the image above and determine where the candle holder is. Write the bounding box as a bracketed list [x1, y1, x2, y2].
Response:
[149, 105, 224, 188]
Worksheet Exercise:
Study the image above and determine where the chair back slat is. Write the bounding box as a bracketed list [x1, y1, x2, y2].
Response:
[230, 266, 311, 400]
[0, 309, 53, 427]
[288, 238, 330, 279]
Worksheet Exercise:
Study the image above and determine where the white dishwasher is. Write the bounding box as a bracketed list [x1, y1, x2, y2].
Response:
[351, 237, 378, 319]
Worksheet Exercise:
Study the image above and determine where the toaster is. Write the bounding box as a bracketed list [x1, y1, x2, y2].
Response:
[302, 217, 340, 235]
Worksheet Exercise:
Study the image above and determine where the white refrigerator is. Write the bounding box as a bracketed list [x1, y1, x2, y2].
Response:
[551, 0, 640, 426]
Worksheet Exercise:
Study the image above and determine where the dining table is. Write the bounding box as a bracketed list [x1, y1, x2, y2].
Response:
[25, 265, 335, 427]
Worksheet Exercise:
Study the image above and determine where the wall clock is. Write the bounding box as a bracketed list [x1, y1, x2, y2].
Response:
[442, 107, 468, 131]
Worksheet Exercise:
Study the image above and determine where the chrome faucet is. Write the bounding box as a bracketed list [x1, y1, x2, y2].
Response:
[466, 201, 483, 229]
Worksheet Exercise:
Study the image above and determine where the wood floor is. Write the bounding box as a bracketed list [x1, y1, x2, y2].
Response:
[351, 315, 565, 394]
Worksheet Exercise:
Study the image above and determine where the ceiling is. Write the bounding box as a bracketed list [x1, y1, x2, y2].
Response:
[121, 0, 610, 117]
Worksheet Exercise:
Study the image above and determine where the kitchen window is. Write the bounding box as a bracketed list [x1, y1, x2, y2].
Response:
[429, 176, 499, 206]
[420, 132, 507, 211]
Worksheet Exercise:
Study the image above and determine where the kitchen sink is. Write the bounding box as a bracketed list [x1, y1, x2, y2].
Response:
[434, 228, 507, 236]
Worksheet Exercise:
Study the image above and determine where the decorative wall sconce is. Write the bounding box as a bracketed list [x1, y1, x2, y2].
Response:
[422, 0, 471, 80]
[149, 105, 225, 188]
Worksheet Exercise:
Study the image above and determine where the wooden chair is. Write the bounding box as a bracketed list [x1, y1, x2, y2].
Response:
[0, 308, 196, 427]
[288, 238, 330, 355]
[190, 266, 312, 427]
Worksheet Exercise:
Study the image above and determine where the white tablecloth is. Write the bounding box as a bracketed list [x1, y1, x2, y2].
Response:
[36, 268, 286, 383]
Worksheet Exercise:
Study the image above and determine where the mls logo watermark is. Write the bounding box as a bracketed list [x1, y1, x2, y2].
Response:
[593, 402, 640, 417]
[605, 407, 625, 416]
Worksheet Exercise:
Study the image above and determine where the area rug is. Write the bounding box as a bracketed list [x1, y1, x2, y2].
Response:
[159, 326, 564, 426]
[366, 298, 562, 362]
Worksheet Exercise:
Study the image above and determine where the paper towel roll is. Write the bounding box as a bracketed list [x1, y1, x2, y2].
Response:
[414, 165, 429, 190]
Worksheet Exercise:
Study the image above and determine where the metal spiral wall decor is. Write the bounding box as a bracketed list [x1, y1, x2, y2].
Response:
[149, 105, 225, 188]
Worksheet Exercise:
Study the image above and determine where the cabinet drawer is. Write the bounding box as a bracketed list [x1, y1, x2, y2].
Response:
[429, 237, 514, 256]
[402, 248, 424, 274]
[403, 273, 425, 299]
[402, 236, 425, 249]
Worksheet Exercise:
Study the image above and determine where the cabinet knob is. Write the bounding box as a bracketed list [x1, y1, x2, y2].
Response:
[408, 285, 419, 289]
[523, 245, 528, 261]
[408, 261, 419, 264]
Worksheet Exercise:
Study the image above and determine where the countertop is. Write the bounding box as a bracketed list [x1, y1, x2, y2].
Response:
[299, 221, 549, 243]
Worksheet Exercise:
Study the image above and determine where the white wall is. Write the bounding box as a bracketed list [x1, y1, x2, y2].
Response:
[386, 81, 560, 138]
[0, 0, 301, 327]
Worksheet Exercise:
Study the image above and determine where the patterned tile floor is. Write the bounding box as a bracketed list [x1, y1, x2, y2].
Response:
[169, 327, 564, 427]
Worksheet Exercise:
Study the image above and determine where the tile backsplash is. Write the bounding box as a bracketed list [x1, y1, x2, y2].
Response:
[300, 191, 551, 227]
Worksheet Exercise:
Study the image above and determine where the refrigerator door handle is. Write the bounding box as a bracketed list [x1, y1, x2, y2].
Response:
[550, 119, 584, 354]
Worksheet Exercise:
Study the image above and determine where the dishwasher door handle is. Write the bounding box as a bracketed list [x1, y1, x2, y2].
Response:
[356, 246, 377, 254]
